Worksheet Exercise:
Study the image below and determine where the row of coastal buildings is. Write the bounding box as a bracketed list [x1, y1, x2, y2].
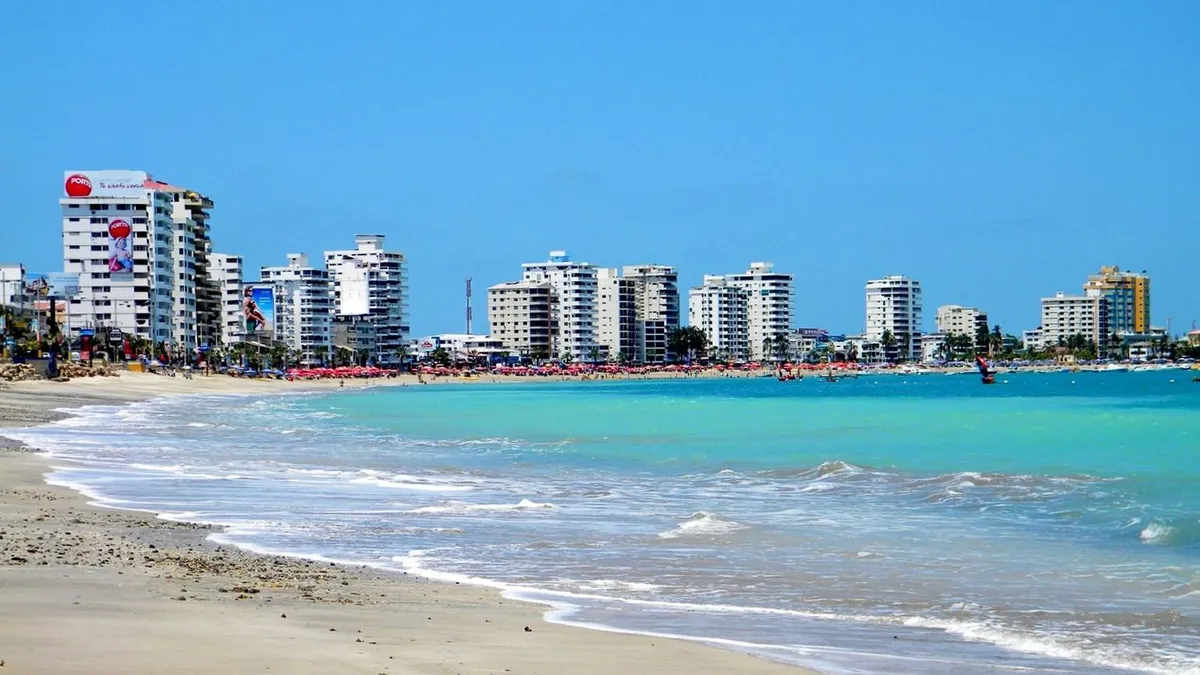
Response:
[0, 170, 410, 365]
[473, 255, 1172, 365]
[482, 253, 797, 363]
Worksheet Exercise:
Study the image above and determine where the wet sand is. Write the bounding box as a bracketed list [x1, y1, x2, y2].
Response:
[0, 375, 814, 675]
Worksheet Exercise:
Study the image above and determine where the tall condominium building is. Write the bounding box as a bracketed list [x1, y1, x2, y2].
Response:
[521, 251, 599, 359]
[623, 265, 680, 363]
[209, 253, 243, 347]
[1083, 266, 1150, 334]
[323, 234, 409, 365]
[865, 275, 923, 361]
[688, 275, 750, 361]
[61, 170, 175, 344]
[1040, 292, 1110, 348]
[597, 268, 638, 362]
[597, 265, 681, 363]
[725, 262, 793, 361]
[936, 304, 989, 349]
[486, 280, 555, 357]
[260, 254, 332, 364]
[144, 179, 216, 353]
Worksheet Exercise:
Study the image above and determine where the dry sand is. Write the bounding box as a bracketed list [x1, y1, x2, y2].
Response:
[0, 373, 815, 675]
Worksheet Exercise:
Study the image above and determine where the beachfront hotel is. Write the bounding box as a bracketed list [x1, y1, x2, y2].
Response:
[1040, 291, 1110, 348]
[323, 235, 410, 366]
[936, 304, 989, 349]
[259, 254, 333, 364]
[688, 275, 750, 361]
[486, 280, 556, 357]
[597, 265, 680, 363]
[865, 275, 923, 361]
[60, 170, 177, 345]
[724, 262, 794, 361]
[519, 251, 600, 360]
[210, 253, 244, 347]
[1083, 266, 1150, 334]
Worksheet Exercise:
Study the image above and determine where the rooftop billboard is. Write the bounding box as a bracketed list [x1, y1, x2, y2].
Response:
[63, 170, 149, 199]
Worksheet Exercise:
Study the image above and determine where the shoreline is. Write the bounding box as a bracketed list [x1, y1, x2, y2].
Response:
[0, 374, 816, 675]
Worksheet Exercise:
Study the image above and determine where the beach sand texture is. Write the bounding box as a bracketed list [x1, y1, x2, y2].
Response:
[0, 375, 814, 675]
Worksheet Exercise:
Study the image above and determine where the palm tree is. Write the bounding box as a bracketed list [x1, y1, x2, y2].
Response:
[845, 342, 859, 363]
[761, 336, 773, 363]
[587, 346, 602, 364]
[881, 330, 897, 363]
[1108, 331, 1123, 360]
[988, 325, 1004, 359]
[772, 333, 791, 363]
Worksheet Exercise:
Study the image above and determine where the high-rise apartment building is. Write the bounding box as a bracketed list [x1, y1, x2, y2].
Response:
[260, 254, 332, 364]
[725, 262, 793, 361]
[1083, 266, 1150, 335]
[210, 253, 243, 347]
[936, 305, 989, 350]
[486, 280, 555, 357]
[61, 170, 175, 345]
[520, 251, 599, 360]
[1040, 292, 1110, 348]
[865, 275, 923, 361]
[144, 179, 216, 353]
[323, 235, 409, 365]
[597, 268, 638, 362]
[597, 265, 681, 363]
[623, 265, 680, 363]
[688, 275, 750, 361]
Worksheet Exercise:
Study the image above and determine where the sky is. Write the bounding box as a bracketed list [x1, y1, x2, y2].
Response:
[2, 1, 1198, 337]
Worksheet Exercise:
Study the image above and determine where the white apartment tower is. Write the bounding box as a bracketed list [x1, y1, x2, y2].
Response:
[623, 265, 680, 363]
[148, 179, 216, 354]
[726, 262, 793, 361]
[487, 281, 556, 358]
[210, 253, 244, 347]
[1040, 292, 1110, 349]
[936, 304, 989, 349]
[323, 234, 409, 365]
[260, 254, 332, 364]
[596, 265, 681, 363]
[521, 251, 599, 360]
[60, 170, 175, 345]
[865, 275, 923, 361]
[597, 268, 638, 362]
[688, 275, 750, 361]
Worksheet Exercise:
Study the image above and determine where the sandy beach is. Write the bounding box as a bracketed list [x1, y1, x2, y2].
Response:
[0, 374, 814, 675]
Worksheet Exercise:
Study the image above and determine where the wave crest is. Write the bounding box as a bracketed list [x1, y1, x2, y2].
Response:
[658, 512, 747, 539]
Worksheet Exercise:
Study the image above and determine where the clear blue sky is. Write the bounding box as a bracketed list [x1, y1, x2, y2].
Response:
[3, 1, 1198, 336]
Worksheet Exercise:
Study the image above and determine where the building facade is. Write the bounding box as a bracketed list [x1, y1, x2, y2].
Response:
[486, 280, 556, 358]
[520, 251, 599, 360]
[0, 264, 25, 308]
[61, 170, 175, 345]
[865, 275, 923, 361]
[936, 305, 989, 349]
[324, 235, 409, 366]
[260, 254, 332, 364]
[1040, 292, 1110, 349]
[1083, 266, 1150, 335]
[1022, 328, 1046, 352]
[725, 262, 793, 361]
[210, 253, 244, 347]
[147, 180, 216, 354]
[597, 268, 638, 362]
[688, 275, 750, 361]
[596, 265, 680, 363]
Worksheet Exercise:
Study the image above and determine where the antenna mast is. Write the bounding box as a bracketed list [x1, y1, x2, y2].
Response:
[465, 277, 473, 335]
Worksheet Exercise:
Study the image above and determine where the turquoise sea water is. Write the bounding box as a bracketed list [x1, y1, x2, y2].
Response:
[7, 372, 1199, 674]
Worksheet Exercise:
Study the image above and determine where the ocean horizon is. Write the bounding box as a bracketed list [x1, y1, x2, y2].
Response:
[7, 372, 1198, 675]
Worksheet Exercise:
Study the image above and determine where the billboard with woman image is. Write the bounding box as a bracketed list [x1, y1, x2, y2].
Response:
[242, 284, 275, 341]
